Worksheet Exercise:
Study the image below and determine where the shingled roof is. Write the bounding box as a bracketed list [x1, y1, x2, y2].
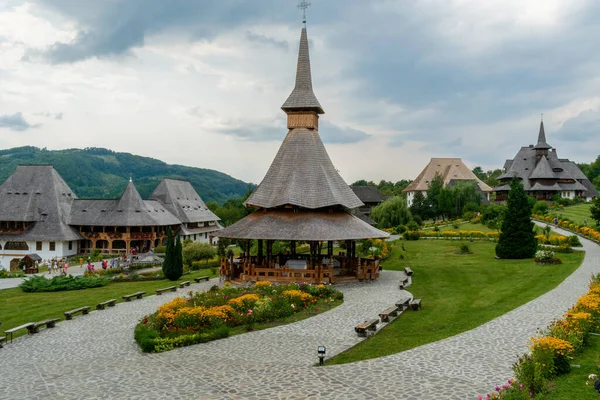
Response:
[149, 179, 220, 224]
[494, 123, 598, 198]
[529, 155, 556, 179]
[281, 28, 324, 114]
[403, 158, 492, 193]
[217, 209, 387, 241]
[0, 166, 82, 241]
[244, 128, 364, 210]
[350, 186, 388, 204]
[69, 181, 180, 226]
[534, 120, 552, 150]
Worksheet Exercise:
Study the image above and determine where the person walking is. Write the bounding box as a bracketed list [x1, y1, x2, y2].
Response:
[64, 261, 69, 275]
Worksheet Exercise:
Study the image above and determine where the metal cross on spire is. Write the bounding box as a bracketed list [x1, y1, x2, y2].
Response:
[298, 0, 311, 25]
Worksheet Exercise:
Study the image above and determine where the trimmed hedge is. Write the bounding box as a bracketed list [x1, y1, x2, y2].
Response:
[19, 275, 109, 292]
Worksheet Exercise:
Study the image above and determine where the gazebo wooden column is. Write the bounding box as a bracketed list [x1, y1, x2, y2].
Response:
[291, 240, 297, 255]
[266, 240, 273, 269]
[257, 239, 264, 266]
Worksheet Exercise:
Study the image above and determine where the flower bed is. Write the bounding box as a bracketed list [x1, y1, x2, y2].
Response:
[135, 281, 344, 352]
[482, 276, 600, 399]
[533, 214, 600, 243]
[533, 250, 562, 265]
[404, 230, 499, 241]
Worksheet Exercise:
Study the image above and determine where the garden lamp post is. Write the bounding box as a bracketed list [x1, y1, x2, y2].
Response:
[317, 346, 326, 366]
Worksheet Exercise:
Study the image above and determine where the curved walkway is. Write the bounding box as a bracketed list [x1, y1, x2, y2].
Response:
[1, 229, 599, 399]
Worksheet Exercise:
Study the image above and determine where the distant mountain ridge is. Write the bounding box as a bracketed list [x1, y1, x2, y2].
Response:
[0, 146, 250, 204]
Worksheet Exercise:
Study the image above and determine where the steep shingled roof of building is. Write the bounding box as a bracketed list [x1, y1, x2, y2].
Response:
[149, 179, 220, 224]
[403, 158, 492, 193]
[281, 28, 323, 114]
[0, 165, 82, 241]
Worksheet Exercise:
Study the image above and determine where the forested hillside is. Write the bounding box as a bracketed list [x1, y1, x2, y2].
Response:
[0, 147, 249, 204]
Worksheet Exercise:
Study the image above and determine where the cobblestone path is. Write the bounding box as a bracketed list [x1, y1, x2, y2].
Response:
[1, 229, 598, 399]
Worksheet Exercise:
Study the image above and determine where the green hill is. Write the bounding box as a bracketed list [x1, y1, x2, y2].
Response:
[0, 146, 250, 204]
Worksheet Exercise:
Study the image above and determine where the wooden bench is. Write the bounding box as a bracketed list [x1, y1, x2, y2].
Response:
[64, 306, 91, 320]
[123, 291, 146, 302]
[404, 267, 413, 276]
[395, 297, 411, 311]
[379, 306, 399, 322]
[194, 276, 210, 283]
[156, 286, 177, 295]
[179, 281, 190, 288]
[411, 298, 422, 311]
[4, 323, 34, 343]
[96, 299, 117, 310]
[399, 276, 409, 290]
[29, 318, 61, 334]
[354, 319, 379, 337]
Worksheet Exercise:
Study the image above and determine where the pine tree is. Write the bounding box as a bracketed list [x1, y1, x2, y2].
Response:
[162, 228, 183, 281]
[495, 178, 537, 259]
[174, 234, 183, 278]
[590, 197, 600, 226]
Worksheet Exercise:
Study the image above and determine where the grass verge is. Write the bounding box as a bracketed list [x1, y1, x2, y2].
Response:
[0, 269, 216, 339]
[326, 239, 584, 365]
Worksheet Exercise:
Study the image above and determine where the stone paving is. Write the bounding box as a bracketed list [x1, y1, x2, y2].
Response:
[1, 226, 598, 399]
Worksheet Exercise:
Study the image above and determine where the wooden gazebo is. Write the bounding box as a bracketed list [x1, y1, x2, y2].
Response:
[217, 24, 388, 284]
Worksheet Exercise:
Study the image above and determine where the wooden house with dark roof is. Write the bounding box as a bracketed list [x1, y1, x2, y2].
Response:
[349, 186, 388, 224]
[0, 166, 222, 270]
[149, 179, 222, 243]
[493, 121, 599, 202]
[0, 165, 83, 269]
[217, 24, 388, 284]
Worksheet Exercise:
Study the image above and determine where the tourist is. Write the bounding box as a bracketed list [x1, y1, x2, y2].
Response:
[64, 262, 69, 275]
[79, 257, 83, 268]
[52, 260, 58, 274]
[102, 260, 107, 270]
[87, 262, 94, 272]
[110, 258, 115, 268]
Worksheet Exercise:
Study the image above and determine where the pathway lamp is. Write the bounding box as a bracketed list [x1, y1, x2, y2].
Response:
[317, 346, 326, 366]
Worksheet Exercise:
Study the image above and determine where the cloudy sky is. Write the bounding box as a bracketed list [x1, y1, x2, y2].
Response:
[1, 0, 599, 185]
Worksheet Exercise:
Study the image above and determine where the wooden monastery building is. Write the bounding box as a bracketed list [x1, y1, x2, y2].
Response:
[403, 158, 493, 207]
[0, 166, 221, 270]
[217, 24, 389, 284]
[493, 121, 599, 202]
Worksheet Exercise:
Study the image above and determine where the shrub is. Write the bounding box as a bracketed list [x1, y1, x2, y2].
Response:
[402, 231, 421, 241]
[0, 269, 25, 278]
[183, 242, 216, 266]
[154, 245, 166, 254]
[20, 275, 109, 292]
[406, 221, 420, 231]
[532, 201, 549, 215]
[458, 243, 471, 254]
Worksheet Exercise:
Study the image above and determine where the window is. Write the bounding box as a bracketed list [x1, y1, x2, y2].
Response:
[5, 241, 29, 251]
[36, 241, 42, 251]
[68, 241, 73, 250]
[49, 242, 56, 251]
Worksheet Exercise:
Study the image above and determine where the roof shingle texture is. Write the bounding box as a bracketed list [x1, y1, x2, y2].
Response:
[403, 158, 492, 193]
[217, 209, 389, 241]
[0, 166, 82, 241]
[69, 182, 181, 226]
[281, 28, 323, 114]
[350, 186, 387, 203]
[245, 128, 364, 210]
[149, 179, 220, 224]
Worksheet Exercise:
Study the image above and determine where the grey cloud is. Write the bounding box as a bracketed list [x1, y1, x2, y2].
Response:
[245, 31, 288, 51]
[555, 110, 600, 142]
[30, 0, 288, 63]
[0, 112, 40, 131]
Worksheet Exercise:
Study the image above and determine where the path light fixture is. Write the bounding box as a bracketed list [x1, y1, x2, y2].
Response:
[317, 346, 326, 366]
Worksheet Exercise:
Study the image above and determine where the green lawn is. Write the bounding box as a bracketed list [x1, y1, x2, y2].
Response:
[326, 239, 584, 365]
[545, 334, 600, 399]
[550, 203, 597, 228]
[437, 222, 495, 232]
[0, 269, 216, 338]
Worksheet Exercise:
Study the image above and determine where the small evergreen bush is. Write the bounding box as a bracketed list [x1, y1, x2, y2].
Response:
[20, 275, 109, 292]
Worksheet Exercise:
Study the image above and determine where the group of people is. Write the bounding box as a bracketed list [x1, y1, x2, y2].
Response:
[46, 258, 69, 275]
